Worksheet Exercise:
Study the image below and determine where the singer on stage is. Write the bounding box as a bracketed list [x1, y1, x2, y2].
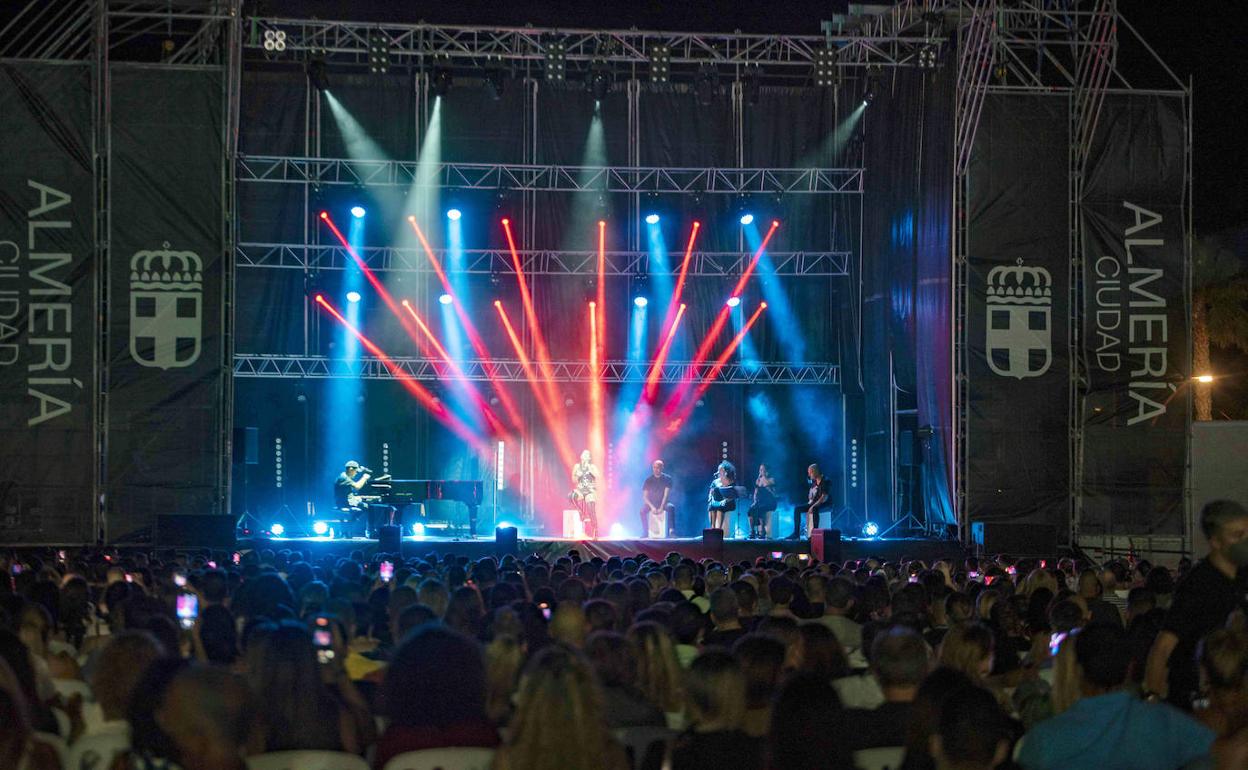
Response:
[569, 450, 600, 538]
[707, 460, 739, 532]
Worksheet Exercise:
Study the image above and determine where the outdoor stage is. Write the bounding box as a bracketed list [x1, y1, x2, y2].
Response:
[236, 534, 966, 565]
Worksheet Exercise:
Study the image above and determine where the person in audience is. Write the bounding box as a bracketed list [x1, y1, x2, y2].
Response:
[702, 587, 747, 649]
[669, 601, 704, 667]
[0, 629, 58, 735]
[731, 579, 762, 631]
[1076, 569, 1122, 628]
[733, 633, 786, 737]
[195, 605, 238, 666]
[796, 622, 849, 681]
[1147, 500, 1248, 710]
[548, 601, 588, 649]
[0, 657, 59, 770]
[1196, 628, 1248, 737]
[68, 630, 165, 770]
[416, 579, 450, 618]
[444, 584, 486, 639]
[494, 644, 629, 770]
[900, 666, 976, 770]
[586, 630, 666, 729]
[670, 650, 762, 770]
[629, 620, 685, 723]
[1018, 624, 1214, 770]
[930, 685, 1013, 770]
[844, 626, 930, 751]
[767, 672, 853, 769]
[378, 624, 496, 761]
[937, 622, 994, 685]
[155, 665, 254, 770]
[815, 577, 862, 656]
[484, 634, 525, 726]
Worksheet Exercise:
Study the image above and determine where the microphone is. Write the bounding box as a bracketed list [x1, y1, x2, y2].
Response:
[359, 466, 373, 474]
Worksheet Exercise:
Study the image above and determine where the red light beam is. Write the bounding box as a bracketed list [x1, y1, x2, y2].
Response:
[664, 302, 768, 436]
[495, 300, 577, 469]
[642, 303, 687, 402]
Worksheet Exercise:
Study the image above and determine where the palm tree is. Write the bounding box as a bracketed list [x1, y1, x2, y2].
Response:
[1192, 234, 1248, 420]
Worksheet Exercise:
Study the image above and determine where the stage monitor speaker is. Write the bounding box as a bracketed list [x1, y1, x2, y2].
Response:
[810, 529, 842, 564]
[156, 515, 236, 549]
[496, 526, 519, 556]
[970, 521, 1057, 556]
[702, 528, 724, 551]
[377, 525, 401, 554]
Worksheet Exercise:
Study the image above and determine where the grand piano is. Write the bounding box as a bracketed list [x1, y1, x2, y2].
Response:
[354, 475, 484, 535]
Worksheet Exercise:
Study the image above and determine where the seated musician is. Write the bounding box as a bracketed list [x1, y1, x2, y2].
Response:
[332, 460, 374, 536]
[788, 463, 830, 540]
[707, 460, 740, 532]
[748, 464, 778, 539]
[569, 450, 599, 539]
[640, 460, 676, 538]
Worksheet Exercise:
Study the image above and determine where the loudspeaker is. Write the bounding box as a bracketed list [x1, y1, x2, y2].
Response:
[233, 426, 259, 465]
[970, 521, 1057, 556]
[377, 524, 401, 554]
[810, 529, 842, 564]
[702, 528, 724, 551]
[496, 526, 519, 556]
[156, 515, 236, 549]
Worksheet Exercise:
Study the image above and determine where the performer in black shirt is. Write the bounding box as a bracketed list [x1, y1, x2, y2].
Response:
[640, 460, 675, 538]
[333, 460, 372, 508]
[707, 461, 741, 532]
[747, 464, 778, 539]
[788, 463, 830, 540]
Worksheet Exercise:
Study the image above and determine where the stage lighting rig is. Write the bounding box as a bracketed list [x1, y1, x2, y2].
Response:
[543, 36, 567, 81]
[587, 63, 612, 101]
[430, 54, 453, 97]
[741, 65, 762, 106]
[262, 29, 287, 53]
[695, 64, 719, 106]
[306, 55, 330, 92]
[649, 43, 671, 84]
[484, 55, 506, 100]
[918, 42, 939, 69]
[368, 31, 389, 74]
[814, 47, 838, 88]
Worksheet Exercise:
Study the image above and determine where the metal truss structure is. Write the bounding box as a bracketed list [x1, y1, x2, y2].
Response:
[233, 354, 840, 386]
[236, 242, 852, 277]
[243, 17, 945, 79]
[237, 156, 863, 195]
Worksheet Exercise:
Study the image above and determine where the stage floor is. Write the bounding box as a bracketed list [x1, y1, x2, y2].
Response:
[236, 534, 964, 564]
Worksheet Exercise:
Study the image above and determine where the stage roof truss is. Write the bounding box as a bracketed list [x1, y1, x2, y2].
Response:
[235, 243, 852, 277]
[233, 355, 841, 385]
[235, 156, 864, 194]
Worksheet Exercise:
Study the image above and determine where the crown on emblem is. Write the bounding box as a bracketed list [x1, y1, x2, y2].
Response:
[130, 242, 203, 290]
[986, 260, 1051, 305]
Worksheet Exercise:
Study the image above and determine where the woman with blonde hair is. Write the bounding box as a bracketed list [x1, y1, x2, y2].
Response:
[628, 621, 685, 722]
[669, 650, 763, 770]
[484, 634, 525, 726]
[494, 645, 628, 770]
[937, 622, 995, 683]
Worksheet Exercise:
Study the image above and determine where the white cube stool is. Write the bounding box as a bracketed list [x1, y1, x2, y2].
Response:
[647, 510, 667, 539]
[562, 509, 586, 539]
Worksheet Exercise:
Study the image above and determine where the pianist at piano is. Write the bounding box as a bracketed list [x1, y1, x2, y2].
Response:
[333, 460, 372, 509]
[331, 458, 485, 538]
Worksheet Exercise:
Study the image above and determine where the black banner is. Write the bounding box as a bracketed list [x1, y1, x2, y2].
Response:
[107, 65, 225, 537]
[1080, 95, 1188, 534]
[0, 62, 95, 543]
[966, 95, 1070, 530]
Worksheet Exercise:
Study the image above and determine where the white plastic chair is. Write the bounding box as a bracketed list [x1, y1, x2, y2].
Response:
[247, 750, 370, 770]
[382, 747, 496, 770]
[853, 746, 905, 770]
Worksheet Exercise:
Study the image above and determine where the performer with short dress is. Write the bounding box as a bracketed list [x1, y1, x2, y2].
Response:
[748, 464, 778, 539]
[569, 450, 600, 538]
[707, 460, 741, 532]
[640, 460, 675, 538]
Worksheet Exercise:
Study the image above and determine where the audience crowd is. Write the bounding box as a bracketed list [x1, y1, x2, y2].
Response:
[3, 499, 1248, 770]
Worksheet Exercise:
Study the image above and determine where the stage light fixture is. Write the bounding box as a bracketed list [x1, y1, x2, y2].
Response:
[739, 213, 754, 225]
[439, 293, 453, 305]
[350, 206, 366, 218]
[306, 56, 330, 92]
[411, 522, 425, 537]
[346, 291, 362, 303]
[312, 521, 329, 536]
[543, 36, 566, 81]
[587, 64, 612, 101]
[725, 296, 741, 308]
[695, 63, 719, 106]
[645, 213, 660, 225]
[263, 29, 287, 53]
[270, 523, 285, 537]
[649, 43, 671, 83]
[862, 521, 879, 538]
[634, 296, 649, 308]
[1195, 374, 1214, 383]
[814, 47, 838, 88]
[918, 42, 939, 69]
[484, 56, 506, 100]
[368, 32, 390, 74]
[446, 208, 462, 221]
[741, 65, 761, 106]
[430, 56, 453, 97]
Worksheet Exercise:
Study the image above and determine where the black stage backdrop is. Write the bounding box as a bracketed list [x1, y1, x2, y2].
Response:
[1080, 94, 1188, 535]
[106, 66, 226, 538]
[861, 66, 957, 529]
[0, 62, 95, 543]
[966, 95, 1070, 531]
